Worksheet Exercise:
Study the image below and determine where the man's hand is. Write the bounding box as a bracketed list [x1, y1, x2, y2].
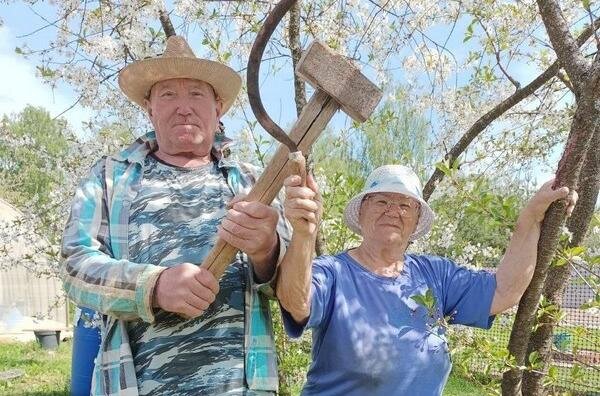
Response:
[521, 179, 578, 223]
[217, 197, 280, 280]
[153, 263, 219, 318]
[284, 174, 322, 237]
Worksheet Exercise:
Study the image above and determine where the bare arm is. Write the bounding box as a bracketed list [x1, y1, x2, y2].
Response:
[276, 174, 322, 324]
[490, 180, 577, 315]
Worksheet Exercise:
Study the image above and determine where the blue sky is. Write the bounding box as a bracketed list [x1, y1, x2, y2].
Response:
[1, 2, 597, 202]
[0, 3, 93, 130]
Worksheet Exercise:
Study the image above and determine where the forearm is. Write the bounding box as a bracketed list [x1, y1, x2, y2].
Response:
[491, 210, 541, 314]
[276, 233, 314, 324]
[62, 244, 165, 322]
[250, 234, 281, 283]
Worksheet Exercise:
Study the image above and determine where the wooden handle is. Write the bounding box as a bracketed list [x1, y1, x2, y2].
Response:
[201, 90, 339, 280]
[288, 151, 306, 187]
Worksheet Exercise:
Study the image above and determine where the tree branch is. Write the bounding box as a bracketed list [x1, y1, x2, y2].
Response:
[159, 9, 176, 38]
[423, 15, 600, 201]
[536, 0, 590, 94]
[288, 0, 306, 117]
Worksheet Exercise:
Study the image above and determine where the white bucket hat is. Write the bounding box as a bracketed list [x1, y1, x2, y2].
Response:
[118, 35, 242, 115]
[343, 165, 435, 240]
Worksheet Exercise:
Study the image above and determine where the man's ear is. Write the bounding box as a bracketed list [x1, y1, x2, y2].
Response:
[144, 98, 153, 117]
[215, 99, 223, 120]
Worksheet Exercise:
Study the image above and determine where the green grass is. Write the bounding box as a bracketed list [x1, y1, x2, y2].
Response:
[0, 339, 486, 396]
[0, 340, 71, 396]
[444, 373, 488, 395]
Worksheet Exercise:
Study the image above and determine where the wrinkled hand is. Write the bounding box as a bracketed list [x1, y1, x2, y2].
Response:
[284, 174, 322, 236]
[522, 178, 578, 223]
[153, 263, 219, 318]
[217, 196, 279, 264]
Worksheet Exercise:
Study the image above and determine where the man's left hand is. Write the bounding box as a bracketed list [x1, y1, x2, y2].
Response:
[217, 196, 279, 278]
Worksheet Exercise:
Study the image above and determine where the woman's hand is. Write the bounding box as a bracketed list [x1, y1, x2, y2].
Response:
[283, 174, 322, 237]
[521, 178, 578, 223]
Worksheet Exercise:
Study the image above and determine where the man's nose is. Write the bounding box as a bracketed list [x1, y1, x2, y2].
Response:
[175, 100, 193, 116]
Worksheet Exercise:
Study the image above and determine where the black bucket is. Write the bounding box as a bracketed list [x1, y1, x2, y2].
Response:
[34, 330, 61, 350]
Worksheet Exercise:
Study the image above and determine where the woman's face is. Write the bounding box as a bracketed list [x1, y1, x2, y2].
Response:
[358, 192, 420, 244]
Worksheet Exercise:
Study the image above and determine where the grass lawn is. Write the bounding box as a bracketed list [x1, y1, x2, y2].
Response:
[444, 374, 488, 395]
[0, 339, 487, 395]
[0, 340, 70, 396]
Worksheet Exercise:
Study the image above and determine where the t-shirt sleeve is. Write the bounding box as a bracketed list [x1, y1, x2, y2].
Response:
[280, 256, 336, 338]
[439, 258, 497, 329]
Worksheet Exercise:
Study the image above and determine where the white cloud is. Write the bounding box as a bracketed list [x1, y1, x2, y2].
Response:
[0, 26, 91, 132]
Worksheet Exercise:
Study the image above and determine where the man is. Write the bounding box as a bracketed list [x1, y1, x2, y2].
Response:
[62, 35, 289, 395]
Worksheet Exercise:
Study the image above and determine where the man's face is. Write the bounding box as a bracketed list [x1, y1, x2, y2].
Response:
[145, 78, 222, 157]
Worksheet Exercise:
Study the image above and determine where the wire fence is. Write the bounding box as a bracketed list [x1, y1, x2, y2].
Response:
[463, 264, 600, 394]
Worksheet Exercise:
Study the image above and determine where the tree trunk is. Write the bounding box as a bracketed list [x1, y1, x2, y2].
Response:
[501, 81, 599, 395]
[521, 127, 599, 395]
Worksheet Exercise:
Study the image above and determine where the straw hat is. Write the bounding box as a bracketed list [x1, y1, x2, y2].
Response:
[118, 35, 242, 115]
[343, 165, 435, 240]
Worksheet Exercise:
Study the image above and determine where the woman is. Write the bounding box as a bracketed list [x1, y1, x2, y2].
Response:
[277, 165, 576, 396]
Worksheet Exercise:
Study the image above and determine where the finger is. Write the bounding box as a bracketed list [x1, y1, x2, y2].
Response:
[284, 175, 303, 188]
[306, 173, 319, 194]
[285, 197, 320, 213]
[218, 225, 252, 251]
[286, 185, 316, 200]
[188, 281, 217, 304]
[567, 190, 578, 205]
[286, 208, 319, 224]
[194, 267, 220, 294]
[565, 190, 578, 217]
[548, 186, 569, 202]
[222, 213, 257, 234]
[183, 292, 211, 312]
[228, 194, 248, 208]
[178, 300, 205, 319]
[307, 174, 323, 204]
[232, 201, 278, 220]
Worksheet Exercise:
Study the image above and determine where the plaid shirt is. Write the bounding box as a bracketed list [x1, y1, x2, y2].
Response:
[61, 132, 288, 395]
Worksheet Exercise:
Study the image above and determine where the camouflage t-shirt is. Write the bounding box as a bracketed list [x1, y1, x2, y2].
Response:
[127, 154, 247, 395]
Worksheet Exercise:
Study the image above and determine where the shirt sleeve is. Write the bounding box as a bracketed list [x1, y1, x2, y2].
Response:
[280, 256, 336, 338]
[61, 158, 165, 323]
[439, 258, 497, 329]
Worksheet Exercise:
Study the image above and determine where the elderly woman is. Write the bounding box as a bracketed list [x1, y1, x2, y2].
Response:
[277, 165, 576, 396]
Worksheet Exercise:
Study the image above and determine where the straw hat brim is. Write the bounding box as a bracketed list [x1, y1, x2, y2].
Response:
[343, 185, 435, 241]
[118, 57, 242, 115]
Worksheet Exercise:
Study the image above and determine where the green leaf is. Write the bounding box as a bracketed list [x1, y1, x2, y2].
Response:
[411, 288, 436, 311]
[528, 351, 542, 369]
[463, 19, 476, 43]
[582, 0, 591, 10]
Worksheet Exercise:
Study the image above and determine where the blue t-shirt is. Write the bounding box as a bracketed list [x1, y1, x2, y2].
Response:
[282, 252, 496, 396]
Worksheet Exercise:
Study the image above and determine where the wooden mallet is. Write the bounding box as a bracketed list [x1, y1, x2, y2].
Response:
[201, 39, 382, 279]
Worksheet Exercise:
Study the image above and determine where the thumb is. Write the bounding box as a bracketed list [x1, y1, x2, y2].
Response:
[548, 186, 570, 202]
[306, 173, 322, 202]
[228, 194, 248, 207]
